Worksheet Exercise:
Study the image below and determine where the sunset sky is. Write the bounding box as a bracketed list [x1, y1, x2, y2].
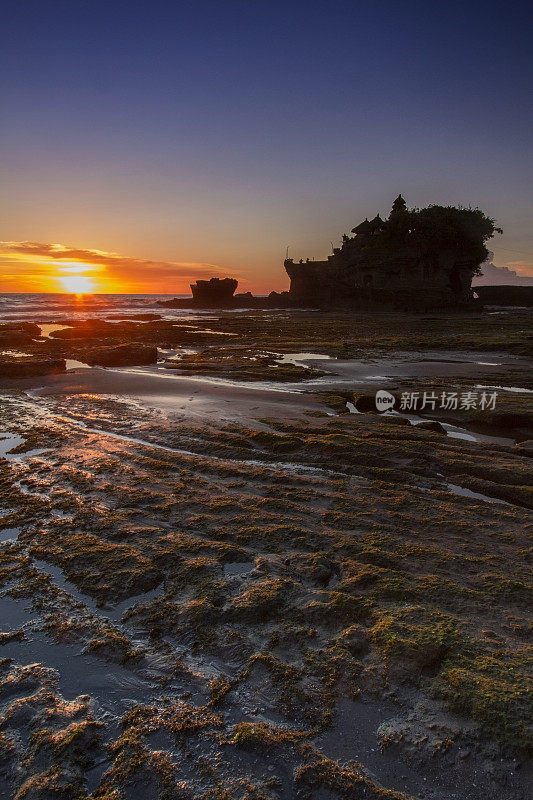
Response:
[1, 0, 532, 294]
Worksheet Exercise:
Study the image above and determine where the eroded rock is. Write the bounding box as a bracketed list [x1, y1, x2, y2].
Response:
[416, 420, 447, 433]
[0, 358, 66, 378]
[83, 344, 158, 367]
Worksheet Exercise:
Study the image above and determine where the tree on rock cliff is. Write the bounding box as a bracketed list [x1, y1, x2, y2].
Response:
[364, 198, 501, 277]
[409, 205, 502, 274]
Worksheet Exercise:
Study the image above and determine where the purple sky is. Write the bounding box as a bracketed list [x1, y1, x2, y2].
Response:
[1, 0, 532, 292]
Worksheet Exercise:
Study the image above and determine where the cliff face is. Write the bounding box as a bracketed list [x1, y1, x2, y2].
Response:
[285, 197, 499, 312]
[285, 250, 477, 311]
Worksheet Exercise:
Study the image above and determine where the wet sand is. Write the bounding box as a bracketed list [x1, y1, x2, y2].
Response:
[8, 346, 531, 426]
[20, 366, 323, 427]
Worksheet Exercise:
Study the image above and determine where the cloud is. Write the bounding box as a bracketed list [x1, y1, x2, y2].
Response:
[472, 252, 533, 286]
[0, 241, 234, 292]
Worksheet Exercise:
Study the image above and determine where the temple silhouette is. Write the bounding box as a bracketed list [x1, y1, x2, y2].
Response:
[284, 195, 499, 311]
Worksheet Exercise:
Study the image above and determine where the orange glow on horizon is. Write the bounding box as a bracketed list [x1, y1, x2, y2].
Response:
[0, 240, 260, 294]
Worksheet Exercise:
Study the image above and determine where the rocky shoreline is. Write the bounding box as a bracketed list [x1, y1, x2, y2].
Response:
[0, 307, 531, 800]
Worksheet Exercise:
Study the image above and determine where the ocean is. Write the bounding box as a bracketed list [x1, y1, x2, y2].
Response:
[0, 293, 194, 322]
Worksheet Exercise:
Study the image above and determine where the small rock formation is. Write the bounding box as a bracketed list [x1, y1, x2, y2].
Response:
[473, 285, 533, 307]
[285, 195, 502, 311]
[0, 331, 33, 347]
[0, 358, 66, 378]
[415, 420, 447, 433]
[0, 322, 41, 336]
[0, 322, 41, 347]
[268, 290, 291, 306]
[83, 344, 158, 367]
[50, 320, 132, 339]
[234, 291, 255, 303]
[158, 286, 292, 309]
[190, 278, 238, 307]
[353, 393, 379, 413]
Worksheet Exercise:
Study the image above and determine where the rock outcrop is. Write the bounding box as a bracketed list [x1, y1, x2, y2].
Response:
[0, 322, 41, 347]
[158, 288, 292, 309]
[285, 196, 501, 312]
[50, 320, 135, 339]
[190, 278, 238, 307]
[0, 322, 41, 336]
[83, 344, 158, 367]
[0, 358, 66, 378]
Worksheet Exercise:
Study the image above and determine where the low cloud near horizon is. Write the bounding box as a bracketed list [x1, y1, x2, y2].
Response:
[473, 252, 533, 286]
[0, 241, 237, 293]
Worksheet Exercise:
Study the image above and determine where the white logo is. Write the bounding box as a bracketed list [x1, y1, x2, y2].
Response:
[375, 390, 395, 412]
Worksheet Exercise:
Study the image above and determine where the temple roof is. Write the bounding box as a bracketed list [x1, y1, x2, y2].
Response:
[352, 213, 386, 236]
[351, 218, 371, 235]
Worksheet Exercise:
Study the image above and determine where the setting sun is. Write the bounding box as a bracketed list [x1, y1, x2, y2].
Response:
[59, 274, 94, 294]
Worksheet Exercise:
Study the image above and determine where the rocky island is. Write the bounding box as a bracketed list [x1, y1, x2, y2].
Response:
[190, 277, 238, 307]
[158, 279, 290, 310]
[285, 195, 502, 311]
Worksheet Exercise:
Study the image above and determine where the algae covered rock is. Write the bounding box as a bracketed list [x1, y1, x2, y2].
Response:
[337, 624, 369, 656]
[415, 420, 447, 433]
[0, 358, 66, 378]
[0, 322, 41, 346]
[83, 343, 158, 367]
